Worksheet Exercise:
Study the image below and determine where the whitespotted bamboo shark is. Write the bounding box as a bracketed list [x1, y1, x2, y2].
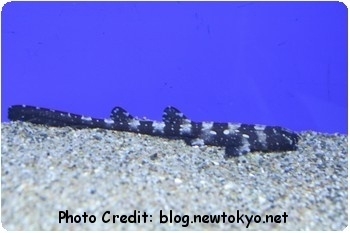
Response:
[8, 105, 299, 158]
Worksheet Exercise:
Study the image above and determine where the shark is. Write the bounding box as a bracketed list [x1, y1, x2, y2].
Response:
[8, 105, 299, 158]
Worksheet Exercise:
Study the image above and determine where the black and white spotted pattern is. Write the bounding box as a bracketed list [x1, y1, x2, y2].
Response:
[8, 105, 299, 157]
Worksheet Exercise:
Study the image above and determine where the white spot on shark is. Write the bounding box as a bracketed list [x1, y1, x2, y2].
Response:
[81, 116, 92, 121]
[254, 124, 266, 131]
[128, 119, 140, 129]
[175, 112, 184, 117]
[228, 123, 240, 133]
[104, 119, 114, 124]
[180, 123, 192, 134]
[239, 137, 251, 154]
[191, 138, 205, 146]
[256, 130, 267, 149]
[202, 122, 214, 131]
[179, 119, 192, 135]
[152, 121, 165, 133]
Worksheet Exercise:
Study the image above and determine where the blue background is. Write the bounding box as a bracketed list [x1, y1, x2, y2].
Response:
[2, 2, 347, 134]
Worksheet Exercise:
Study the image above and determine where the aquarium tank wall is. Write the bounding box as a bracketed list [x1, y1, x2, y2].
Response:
[2, 2, 347, 134]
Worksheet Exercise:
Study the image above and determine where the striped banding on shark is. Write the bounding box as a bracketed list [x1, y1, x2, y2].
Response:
[8, 105, 299, 157]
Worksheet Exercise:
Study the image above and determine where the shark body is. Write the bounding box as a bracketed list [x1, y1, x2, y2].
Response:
[8, 105, 299, 157]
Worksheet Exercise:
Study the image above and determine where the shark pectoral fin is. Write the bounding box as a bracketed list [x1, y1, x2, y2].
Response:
[224, 146, 250, 158]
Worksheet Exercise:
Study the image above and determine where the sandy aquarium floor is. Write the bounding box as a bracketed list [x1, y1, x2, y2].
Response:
[1, 121, 348, 230]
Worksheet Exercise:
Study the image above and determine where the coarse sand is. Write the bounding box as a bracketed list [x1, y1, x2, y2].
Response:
[1, 121, 348, 230]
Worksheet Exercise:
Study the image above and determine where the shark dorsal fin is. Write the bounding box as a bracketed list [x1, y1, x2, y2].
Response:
[162, 106, 192, 136]
[162, 106, 189, 124]
[110, 107, 134, 122]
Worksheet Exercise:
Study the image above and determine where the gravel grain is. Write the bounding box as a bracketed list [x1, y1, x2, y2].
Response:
[1, 122, 348, 230]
